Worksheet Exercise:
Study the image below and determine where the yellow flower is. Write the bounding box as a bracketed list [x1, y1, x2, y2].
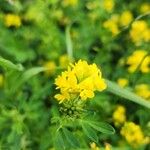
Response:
[62, 0, 78, 7]
[86, 1, 100, 10]
[119, 11, 133, 26]
[140, 3, 150, 13]
[0, 74, 4, 87]
[105, 143, 111, 150]
[117, 78, 128, 88]
[135, 84, 150, 100]
[5, 14, 21, 27]
[59, 55, 70, 69]
[44, 61, 56, 76]
[127, 50, 150, 73]
[121, 122, 147, 147]
[103, 0, 114, 12]
[103, 17, 119, 36]
[113, 105, 126, 126]
[54, 60, 107, 103]
[130, 20, 150, 44]
[90, 142, 100, 150]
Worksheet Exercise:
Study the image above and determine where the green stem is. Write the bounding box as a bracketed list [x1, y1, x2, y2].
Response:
[106, 79, 150, 109]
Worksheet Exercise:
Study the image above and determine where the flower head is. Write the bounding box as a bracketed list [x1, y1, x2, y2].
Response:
[103, 18, 119, 36]
[54, 60, 107, 103]
[62, 0, 78, 7]
[113, 105, 126, 126]
[135, 84, 150, 100]
[119, 11, 133, 26]
[103, 0, 114, 12]
[5, 14, 21, 27]
[130, 20, 150, 44]
[140, 3, 150, 13]
[127, 50, 150, 73]
[117, 78, 128, 88]
[44, 61, 56, 76]
[121, 122, 148, 147]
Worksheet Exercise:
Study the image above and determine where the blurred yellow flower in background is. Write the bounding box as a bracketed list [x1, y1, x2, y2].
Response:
[113, 105, 126, 126]
[135, 84, 150, 100]
[103, 0, 114, 12]
[54, 60, 107, 103]
[140, 3, 150, 13]
[130, 20, 150, 44]
[0, 74, 4, 87]
[90, 142, 100, 150]
[121, 122, 148, 147]
[103, 16, 119, 36]
[119, 10, 133, 26]
[127, 50, 150, 73]
[44, 61, 56, 76]
[59, 54, 70, 69]
[5, 14, 21, 27]
[62, 0, 78, 7]
[117, 78, 128, 88]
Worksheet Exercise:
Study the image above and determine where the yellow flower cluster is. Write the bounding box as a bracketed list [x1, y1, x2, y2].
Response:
[103, 0, 114, 12]
[103, 16, 120, 36]
[113, 105, 126, 126]
[103, 11, 133, 35]
[59, 54, 70, 69]
[90, 142, 100, 150]
[54, 60, 107, 103]
[62, 0, 78, 7]
[120, 122, 148, 147]
[44, 61, 56, 76]
[119, 11, 133, 27]
[5, 14, 21, 27]
[127, 50, 150, 73]
[140, 3, 150, 13]
[117, 78, 128, 88]
[135, 84, 150, 100]
[130, 20, 150, 45]
[90, 142, 111, 150]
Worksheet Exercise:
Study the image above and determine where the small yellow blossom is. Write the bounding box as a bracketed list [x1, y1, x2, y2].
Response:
[103, 0, 114, 12]
[130, 20, 150, 44]
[62, 0, 78, 7]
[54, 60, 107, 103]
[44, 61, 56, 76]
[127, 50, 150, 73]
[105, 143, 111, 150]
[140, 3, 150, 13]
[52, 9, 63, 20]
[113, 105, 126, 126]
[86, 1, 100, 10]
[0, 74, 4, 87]
[103, 18, 119, 36]
[90, 142, 100, 150]
[135, 84, 150, 100]
[117, 78, 128, 88]
[5, 14, 21, 27]
[119, 11, 133, 26]
[121, 122, 148, 147]
[59, 55, 70, 69]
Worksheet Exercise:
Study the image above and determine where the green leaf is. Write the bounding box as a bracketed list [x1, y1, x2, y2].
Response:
[106, 79, 150, 109]
[0, 57, 24, 71]
[65, 25, 73, 61]
[89, 121, 115, 135]
[54, 130, 66, 150]
[62, 128, 80, 148]
[11, 67, 47, 93]
[81, 122, 98, 143]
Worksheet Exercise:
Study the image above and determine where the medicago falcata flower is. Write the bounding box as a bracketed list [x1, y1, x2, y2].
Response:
[54, 60, 107, 103]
